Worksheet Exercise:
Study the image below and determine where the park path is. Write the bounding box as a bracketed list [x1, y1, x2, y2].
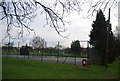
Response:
[2, 55, 88, 66]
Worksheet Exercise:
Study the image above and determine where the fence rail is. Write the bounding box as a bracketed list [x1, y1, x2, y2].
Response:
[2, 54, 88, 66]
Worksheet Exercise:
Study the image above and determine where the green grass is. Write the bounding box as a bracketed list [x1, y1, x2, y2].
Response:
[2, 51, 18, 55]
[2, 57, 119, 79]
[2, 51, 88, 58]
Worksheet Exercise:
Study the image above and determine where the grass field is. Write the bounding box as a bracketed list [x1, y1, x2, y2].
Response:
[2, 57, 119, 79]
[2, 51, 88, 58]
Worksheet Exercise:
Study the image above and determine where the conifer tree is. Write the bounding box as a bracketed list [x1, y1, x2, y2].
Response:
[89, 9, 115, 65]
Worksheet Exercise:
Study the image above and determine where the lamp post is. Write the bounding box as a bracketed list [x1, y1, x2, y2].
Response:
[105, 8, 110, 70]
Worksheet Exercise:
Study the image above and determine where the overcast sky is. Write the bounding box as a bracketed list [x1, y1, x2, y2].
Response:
[1, 0, 118, 48]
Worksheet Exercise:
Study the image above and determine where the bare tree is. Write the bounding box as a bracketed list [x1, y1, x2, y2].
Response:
[87, 0, 118, 17]
[31, 36, 47, 51]
[55, 44, 63, 50]
[0, 0, 118, 39]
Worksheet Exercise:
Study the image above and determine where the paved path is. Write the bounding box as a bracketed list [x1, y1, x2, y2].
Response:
[2, 55, 88, 66]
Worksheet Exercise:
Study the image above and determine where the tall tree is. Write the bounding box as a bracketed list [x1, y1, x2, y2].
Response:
[71, 40, 81, 55]
[89, 9, 115, 65]
[31, 36, 47, 51]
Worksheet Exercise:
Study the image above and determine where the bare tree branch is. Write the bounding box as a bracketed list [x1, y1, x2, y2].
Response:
[0, 0, 37, 40]
[87, 0, 118, 18]
[0, 0, 119, 40]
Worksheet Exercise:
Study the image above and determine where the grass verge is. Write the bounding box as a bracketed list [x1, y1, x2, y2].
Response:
[2, 57, 119, 79]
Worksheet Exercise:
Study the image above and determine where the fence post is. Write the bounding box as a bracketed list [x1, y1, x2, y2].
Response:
[28, 42, 30, 60]
[17, 42, 20, 59]
[63, 56, 67, 64]
[57, 41, 60, 63]
[87, 41, 89, 65]
[41, 51, 43, 62]
[74, 56, 76, 65]
[7, 45, 8, 58]
[57, 55, 59, 63]
[17, 49, 18, 59]
[24, 53, 25, 59]
[28, 54, 29, 59]
[7, 37, 11, 58]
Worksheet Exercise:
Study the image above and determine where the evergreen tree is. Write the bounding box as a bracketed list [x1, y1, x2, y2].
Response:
[71, 40, 81, 55]
[89, 9, 115, 65]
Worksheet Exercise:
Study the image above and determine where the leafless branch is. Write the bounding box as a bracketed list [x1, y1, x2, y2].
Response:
[0, 0, 119, 40]
[87, 0, 118, 18]
[0, 0, 37, 40]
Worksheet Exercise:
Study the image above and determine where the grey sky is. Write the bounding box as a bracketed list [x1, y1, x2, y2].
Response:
[1, 0, 118, 48]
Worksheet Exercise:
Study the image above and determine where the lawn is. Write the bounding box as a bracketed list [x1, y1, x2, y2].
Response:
[2, 57, 119, 79]
[2, 51, 88, 58]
